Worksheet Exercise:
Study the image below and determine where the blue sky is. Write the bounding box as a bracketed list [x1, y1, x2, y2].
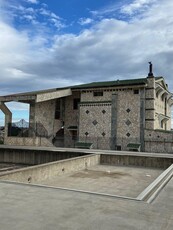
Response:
[0, 0, 173, 125]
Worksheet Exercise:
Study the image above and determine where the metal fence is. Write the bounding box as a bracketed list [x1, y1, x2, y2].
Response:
[7, 122, 173, 153]
[53, 135, 173, 153]
[8, 122, 48, 138]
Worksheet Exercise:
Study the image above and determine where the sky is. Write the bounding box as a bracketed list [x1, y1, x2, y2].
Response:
[0, 0, 173, 125]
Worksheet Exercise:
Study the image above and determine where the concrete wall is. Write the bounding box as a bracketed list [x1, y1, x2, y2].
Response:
[35, 100, 56, 137]
[0, 154, 100, 184]
[1, 151, 173, 184]
[4, 137, 53, 147]
[100, 154, 173, 169]
[0, 148, 92, 165]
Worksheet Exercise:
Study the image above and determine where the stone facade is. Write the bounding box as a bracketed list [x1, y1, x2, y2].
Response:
[1, 75, 173, 153]
[79, 101, 112, 149]
[78, 88, 141, 150]
[145, 129, 173, 153]
[64, 92, 80, 147]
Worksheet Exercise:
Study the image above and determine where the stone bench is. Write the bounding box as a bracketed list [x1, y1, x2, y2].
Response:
[127, 143, 141, 152]
[75, 142, 93, 149]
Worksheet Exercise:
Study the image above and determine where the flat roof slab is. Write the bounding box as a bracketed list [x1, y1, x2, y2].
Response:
[0, 179, 173, 230]
[39, 165, 162, 197]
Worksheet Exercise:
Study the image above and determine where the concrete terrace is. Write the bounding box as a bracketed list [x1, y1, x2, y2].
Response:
[0, 177, 172, 230]
[0, 145, 173, 229]
[39, 165, 162, 198]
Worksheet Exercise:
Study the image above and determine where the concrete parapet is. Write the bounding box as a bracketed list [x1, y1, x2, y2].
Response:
[100, 154, 173, 169]
[137, 164, 173, 203]
[4, 137, 53, 147]
[0, 154, 100, 184]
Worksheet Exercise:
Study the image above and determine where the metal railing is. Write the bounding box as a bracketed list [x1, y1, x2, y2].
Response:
[8, 122, 48, 138]
[6, 123, 173, 153]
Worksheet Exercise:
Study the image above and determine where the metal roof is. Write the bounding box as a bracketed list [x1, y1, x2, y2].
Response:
[0, 76, 164, 102]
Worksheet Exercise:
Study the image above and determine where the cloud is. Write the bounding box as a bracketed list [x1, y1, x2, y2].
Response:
[38, 7, 65, 29]
[120, 0, 156, 15]
[2, 1, 65, 32]
[78, 18, 94, 26]
[6, 102, 29, 111]
[90, 2, 121, 17]
[25, 0, 39, 4]
[0, 0, 173, 126]
[0, 0, 173, 97]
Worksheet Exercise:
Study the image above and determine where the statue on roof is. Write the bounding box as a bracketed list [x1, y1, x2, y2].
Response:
[148, 62, 154, 77]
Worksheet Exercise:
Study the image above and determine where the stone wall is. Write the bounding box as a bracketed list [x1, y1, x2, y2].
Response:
[4, 77, 172, 152]
[79, 101, 112, 149]
[4, 137, 53, 147]
[154, 80, 172, 130]
[79, 88, 141, 150]
[64, 92, 80, 148]
[145, 77, 155, 130]
[145, 129, 173, 153]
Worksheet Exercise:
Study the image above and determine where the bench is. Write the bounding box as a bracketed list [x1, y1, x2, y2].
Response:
[75, 142, 93, 149]
[127, 143, 141, 152]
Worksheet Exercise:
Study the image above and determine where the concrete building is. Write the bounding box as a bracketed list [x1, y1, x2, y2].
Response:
[0, 67, 173, 153]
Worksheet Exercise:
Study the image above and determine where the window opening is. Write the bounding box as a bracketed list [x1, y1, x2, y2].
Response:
[73, 98, 80, 110]
[133, 89, 139, 94]
[93, 91, 103, 97]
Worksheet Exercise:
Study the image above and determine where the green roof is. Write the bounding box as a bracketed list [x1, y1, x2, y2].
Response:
[0, 76, 164, 98]
[71, 78, 148, 90]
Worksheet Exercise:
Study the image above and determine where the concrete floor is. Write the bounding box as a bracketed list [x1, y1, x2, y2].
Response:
[0, 178, 172, 230]
[39, 165, 162, 197]
[0, 147, 172, 229]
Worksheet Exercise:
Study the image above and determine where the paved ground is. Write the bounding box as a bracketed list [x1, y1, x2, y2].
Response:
[39, 165, 162, 197]
[0, 146, 172, 229]
[0, 177, 172, 230]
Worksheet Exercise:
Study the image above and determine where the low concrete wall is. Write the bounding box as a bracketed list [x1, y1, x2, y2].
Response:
[0, 154, 100, 183]
[0, 148, 92, 165]
[4, 137, 53, 147]
[100, 154, 173, 169]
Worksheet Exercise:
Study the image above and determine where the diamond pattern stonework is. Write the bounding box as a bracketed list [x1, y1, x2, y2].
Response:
[92, 120, 98, 126]
[126, 120, 131, 126]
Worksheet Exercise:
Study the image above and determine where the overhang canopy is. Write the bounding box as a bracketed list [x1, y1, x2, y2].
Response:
[36, 88, 72, 102]
[0, 88, 72, 104]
